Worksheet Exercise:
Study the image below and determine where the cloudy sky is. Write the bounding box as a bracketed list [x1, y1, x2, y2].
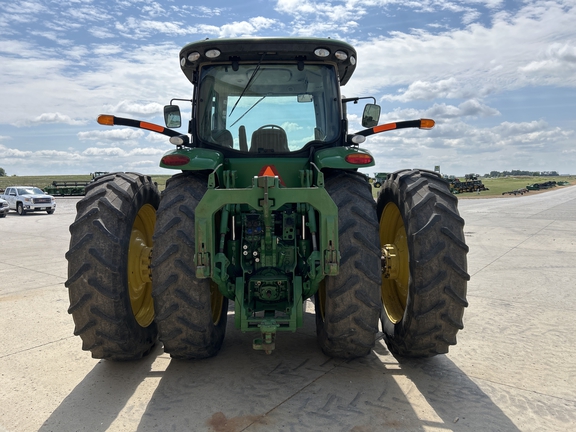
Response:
[1, 0, 575, 177]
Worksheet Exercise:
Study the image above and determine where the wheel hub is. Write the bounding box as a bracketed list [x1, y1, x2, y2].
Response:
[381, 244, 399, 279]
[129, 232, 152, 285]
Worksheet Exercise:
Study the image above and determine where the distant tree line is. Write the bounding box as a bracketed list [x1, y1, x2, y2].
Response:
[483, 170, 559, 178]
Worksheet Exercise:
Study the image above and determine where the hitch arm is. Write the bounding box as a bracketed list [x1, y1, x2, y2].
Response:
[355, 118, 435, 137]
[97, 114, 181, 138]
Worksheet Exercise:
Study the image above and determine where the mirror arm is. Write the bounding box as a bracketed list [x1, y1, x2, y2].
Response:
[355, 119, 435, 137]
[342, 96, 377, 105]
[97, 115, 181, 137]
[169, 98, 193, 105]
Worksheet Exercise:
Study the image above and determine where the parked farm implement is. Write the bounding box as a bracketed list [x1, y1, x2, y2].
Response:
[44, 172, 109, 196]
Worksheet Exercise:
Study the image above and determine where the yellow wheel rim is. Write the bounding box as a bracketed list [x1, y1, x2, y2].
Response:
[128, 204, 156, 327]
[380, 202, 410, 324]
[210, 281, 225, 325]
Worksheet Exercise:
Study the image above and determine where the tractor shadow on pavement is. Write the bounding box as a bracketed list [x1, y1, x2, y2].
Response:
[39, 311, 520, 431]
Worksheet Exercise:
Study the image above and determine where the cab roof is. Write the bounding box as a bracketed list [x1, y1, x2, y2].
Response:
[179, 37, 357, 86]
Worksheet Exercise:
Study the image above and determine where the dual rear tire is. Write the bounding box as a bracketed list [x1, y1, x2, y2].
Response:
[66, 172, 226, 361]
[377, 169, 469, 357]
[66, 173, 160, 360]
[151, 173, 228, 360]
[317, 169, 469, 359]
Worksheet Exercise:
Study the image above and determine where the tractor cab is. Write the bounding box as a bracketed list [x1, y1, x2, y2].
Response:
[164, 38, 379, 156]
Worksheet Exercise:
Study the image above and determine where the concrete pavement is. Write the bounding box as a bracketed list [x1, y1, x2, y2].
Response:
[1, 187, 575, 431]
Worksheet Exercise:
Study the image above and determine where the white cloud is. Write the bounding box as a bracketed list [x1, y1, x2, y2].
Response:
[275, 0, 362, 35]
[1, 146, 83, 164]
[177, 5, 223, 18]
[92, 44, 123, 55]
[77, 128, 145, 141]
[363, 116, 576, 175]
[115, 17, 191, 38]
[81, 146, 165, 157]
[423, 100, 501, 119]
[18, 112, 88, 126]
[382, 78, 476, 102]
[519, 42, 576, 82]
[371, 100, 500, 126]
[63, 5, 112, 23]
[0, 0, 48, 16]
[103, 100, 164, 117]
[281, 122, 302, 132]
[349, 1, 576, 98]
[145, 132, 173, 143]
[141, 2, 166, 17]
[218, 17, 280, 38]
[89, 27, 115, 39]
[129, 147, 166, 156]
[82, 147, 127, 157]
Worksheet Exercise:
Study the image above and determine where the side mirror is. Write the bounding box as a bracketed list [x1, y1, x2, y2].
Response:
[362, 104, 381, 128]
[164, 105, 182, 128]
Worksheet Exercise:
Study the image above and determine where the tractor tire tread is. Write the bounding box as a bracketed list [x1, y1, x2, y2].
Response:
[66, 172, 160, 360]
[315, 171, 381, 359]
[151, 172, 228, 360]
[378, 169, 469, 358]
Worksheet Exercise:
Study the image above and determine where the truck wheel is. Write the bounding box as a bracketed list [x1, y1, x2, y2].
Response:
[151, 173, 228, 359]
[378, 169, 469, 358]
[66, 172, 160, 360]
[315, 171, 382, 359]
[47, 209, 54, 215]
[17, 203, 26, 215]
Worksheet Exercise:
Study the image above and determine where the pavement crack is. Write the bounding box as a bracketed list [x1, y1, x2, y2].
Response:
[0, 336, 75, 359]
[470, 220, 556, 277]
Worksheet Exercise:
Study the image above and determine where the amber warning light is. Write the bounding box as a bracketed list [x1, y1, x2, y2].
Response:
[420, 119, 435, 129]
[97, 115, 115, 126]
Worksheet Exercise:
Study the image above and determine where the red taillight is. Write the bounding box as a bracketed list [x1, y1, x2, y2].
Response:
[161, 155, 190, 166]
[345, 153, 373, 165]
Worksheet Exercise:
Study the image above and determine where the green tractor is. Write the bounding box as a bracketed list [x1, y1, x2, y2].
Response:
[372, 172, 389, 188]
[66, 38, 469, 361]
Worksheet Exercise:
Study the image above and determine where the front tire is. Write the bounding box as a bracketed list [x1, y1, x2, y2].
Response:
[66, 172, 160, 360]
[315, 171, 382, 359]
[17, 203, 26, 215]
[151, 173, 228, 360]
[378, 169, 469, 358]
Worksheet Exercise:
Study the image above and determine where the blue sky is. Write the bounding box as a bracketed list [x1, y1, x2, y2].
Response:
[1, 0, 575, 176]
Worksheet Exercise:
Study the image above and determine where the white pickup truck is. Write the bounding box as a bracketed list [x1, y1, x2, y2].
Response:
[0, 186, 56, 215]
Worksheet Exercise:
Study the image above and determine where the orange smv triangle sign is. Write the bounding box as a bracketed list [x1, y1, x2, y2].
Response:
[258, 165, 286, 186]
